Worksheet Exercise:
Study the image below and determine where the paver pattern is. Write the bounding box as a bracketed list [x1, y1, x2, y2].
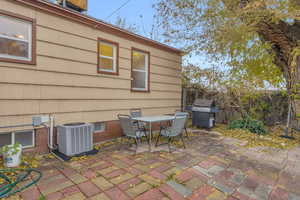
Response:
[5, 130, 300, 200]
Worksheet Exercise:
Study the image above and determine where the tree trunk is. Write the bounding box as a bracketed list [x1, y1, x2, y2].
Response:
[250, 15, 300, 124]
[221, 0, 300, 124]
[221, 0, 300, 127]
[293, 56, 300, 122]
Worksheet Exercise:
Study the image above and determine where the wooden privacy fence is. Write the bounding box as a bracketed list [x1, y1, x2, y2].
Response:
[182, 87, 289, 126]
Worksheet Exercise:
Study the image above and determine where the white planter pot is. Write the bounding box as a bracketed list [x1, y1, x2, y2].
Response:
[3, 145, 22, 168]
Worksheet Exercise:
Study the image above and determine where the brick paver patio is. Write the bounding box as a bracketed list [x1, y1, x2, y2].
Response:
[5, 130, 300, 200]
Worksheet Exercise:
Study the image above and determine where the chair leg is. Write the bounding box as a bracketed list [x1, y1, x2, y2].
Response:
[128, 137, 133, 147]
[184, 127, 189, 138]
[144, 132, 149, 145]
[142, 129, 148, 143]
[134, 138, 139, 154]
[168, 137, 172, 153]
[180, 134, 186, 149]
[119, 136, 125, 150]
[155, 133, 161, 147]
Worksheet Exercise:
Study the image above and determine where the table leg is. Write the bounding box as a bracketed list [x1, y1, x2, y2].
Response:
[149, 122, 152, 152]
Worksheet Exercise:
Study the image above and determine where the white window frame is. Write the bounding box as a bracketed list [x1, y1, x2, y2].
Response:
[93, 122, 106, 133]
[0, 130, 35, 149]
[0, 14, 33, 62]
[99, 41, 117, 73]
[132, 50, 149, 91]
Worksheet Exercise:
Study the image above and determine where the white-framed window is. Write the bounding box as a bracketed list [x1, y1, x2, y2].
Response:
[0, 130, 35, 148]
[131, 49, 150, 91]
[0, 12, 34, 63]
[98, 38, 119, 75]
[93, 122, 106, 133]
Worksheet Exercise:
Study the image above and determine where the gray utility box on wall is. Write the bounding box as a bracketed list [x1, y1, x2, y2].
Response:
[191, 99, 218, 129]
[57, 123, 93, 156]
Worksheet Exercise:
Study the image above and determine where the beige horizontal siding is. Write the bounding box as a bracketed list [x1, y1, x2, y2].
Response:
[1, 0, 36, 19]
[37, 25, 97, 53]
[0, 66, 129, 89]
[1, 0, 182, 128]
[37, 25, 182, 65]
[35, 11, 181, 61]
[0, 84, 181, 100]
[0, 82, 181, 95]
[36, 39, 181, 71]
[37, 41, 95, 65]
[0, 62, 131, 81]
[0, 99, 181, 116]
[0, 66, 181, 91]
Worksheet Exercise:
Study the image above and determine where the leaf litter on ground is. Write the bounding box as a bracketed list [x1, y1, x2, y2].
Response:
[212, 124, 300, 149]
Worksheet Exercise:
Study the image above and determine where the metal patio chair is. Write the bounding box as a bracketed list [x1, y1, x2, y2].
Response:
[155, 115, 187, 153]
[175, 111, 189, 138]
[129, 108, 148, 130]
[118, 114, 148, 153]
[130, 108, 143, 118]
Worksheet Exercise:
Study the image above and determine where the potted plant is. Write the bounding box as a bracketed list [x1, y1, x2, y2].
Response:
[1, 143, 22, 167]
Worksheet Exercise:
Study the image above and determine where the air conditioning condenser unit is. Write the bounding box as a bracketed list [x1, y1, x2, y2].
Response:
[57, 123, 93, 156]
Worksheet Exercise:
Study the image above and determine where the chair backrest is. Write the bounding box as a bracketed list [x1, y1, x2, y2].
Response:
[130, 108, 142, 118]
[175, 111, 189, 124]
[169, 115, 187, 136]
[175, 111, 189, 118]
[118, 114, 137, 137]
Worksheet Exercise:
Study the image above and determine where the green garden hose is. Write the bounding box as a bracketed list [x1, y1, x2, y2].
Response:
[0, 168, 42, 198]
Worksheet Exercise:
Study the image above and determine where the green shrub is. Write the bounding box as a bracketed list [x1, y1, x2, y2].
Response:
[228, 117, 267, 135]
[0, 142, 22, 155]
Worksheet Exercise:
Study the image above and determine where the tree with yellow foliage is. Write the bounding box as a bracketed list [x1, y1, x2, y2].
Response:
[155, 0, 300, 117]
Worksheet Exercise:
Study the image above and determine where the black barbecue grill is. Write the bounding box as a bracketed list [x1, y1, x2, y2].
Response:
[190, 99, 218, 128]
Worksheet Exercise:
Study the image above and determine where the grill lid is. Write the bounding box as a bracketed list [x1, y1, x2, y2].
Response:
[193, 99, 215, 107]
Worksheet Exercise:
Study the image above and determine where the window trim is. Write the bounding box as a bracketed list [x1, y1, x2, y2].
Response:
[0, 9, 36, 65]
[93, 122, 106, 133]
[0, 130, 35, 149]
[97, 37, 119, 75]
[131, 47, 150, 93]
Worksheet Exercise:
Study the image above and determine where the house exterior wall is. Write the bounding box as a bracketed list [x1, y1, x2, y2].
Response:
[0, 0, 182, 153]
